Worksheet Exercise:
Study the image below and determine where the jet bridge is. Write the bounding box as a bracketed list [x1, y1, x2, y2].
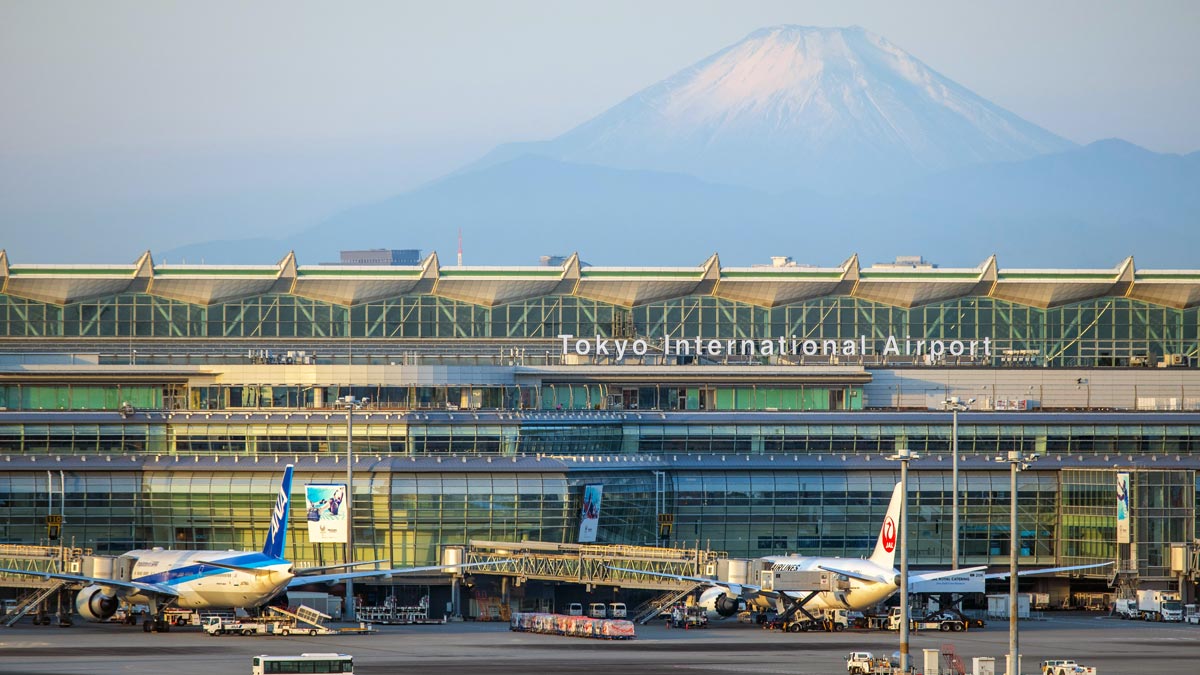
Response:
[0, 544, 93, 626]
[464, 540, 725, 591]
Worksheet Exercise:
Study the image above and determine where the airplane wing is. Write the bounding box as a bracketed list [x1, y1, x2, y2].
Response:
[195, 560, 277, 576]
[908, 565, 988, 584]
[0, 567, 179, 597]
[196, 558, 396, 577]
[293, 559, 391, 576]
[605, 565, 772, 599]
[286, 560, 512, 588]
[986, 562, 1113, 580]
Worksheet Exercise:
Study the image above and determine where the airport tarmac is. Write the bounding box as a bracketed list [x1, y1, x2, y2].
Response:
[0, 613, 1194, 674]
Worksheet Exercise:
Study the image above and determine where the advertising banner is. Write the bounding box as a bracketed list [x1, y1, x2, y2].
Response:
[306, 484, 348, 543]
[578, 484, 603, 543]
[1116, 472, 1130, 544]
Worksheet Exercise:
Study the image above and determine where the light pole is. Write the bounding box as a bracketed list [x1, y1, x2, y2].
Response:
[886, 447, 918, 674]
[942, 397, 974, 569]
[1001, 449, 1036, 675]
[336, 395, 367, 621]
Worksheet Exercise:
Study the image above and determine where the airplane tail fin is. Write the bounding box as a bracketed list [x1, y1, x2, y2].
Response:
[262, 464, 294, 559]
[869, 482, 903, 569]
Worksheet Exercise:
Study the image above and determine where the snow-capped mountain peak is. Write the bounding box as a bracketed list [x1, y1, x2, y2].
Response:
[520, 25, 1076, 193]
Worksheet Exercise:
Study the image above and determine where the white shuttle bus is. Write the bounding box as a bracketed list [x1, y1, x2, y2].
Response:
[251, 653, 352, 674]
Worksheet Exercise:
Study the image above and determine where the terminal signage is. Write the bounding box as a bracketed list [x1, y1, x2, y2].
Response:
[558, 333, 993, 361]
[305, 484, 349, 544]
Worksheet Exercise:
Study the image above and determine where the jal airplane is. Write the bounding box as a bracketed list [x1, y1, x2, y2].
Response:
[614, 482, 1109, 622]
[3, 465, 495, 632]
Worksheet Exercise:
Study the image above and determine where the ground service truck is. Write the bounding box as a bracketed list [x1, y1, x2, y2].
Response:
[1137, 590, 1182, 622]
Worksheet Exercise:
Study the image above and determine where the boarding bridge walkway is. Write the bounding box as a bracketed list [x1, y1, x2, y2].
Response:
[464, 540, 725, 592]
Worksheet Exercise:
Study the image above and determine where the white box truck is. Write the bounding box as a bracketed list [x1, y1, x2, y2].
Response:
[1137, 590, 1182, 622]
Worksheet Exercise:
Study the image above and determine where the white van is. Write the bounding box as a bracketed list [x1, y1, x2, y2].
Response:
[608, 603, 627, 619]
[566, 603, 583, 616]
[588, 603, 607, 618]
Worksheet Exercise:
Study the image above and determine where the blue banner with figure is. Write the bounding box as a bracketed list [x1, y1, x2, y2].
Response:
[578, 484, 603, 543]
[306, 484, 348, 543]
[1116, 472, 1130, 544]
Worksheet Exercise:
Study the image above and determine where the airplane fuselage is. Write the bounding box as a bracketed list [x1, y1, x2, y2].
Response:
[766, 555, 898, 610]
[122, 549, 294, 610]
[700, 555, 899, 618]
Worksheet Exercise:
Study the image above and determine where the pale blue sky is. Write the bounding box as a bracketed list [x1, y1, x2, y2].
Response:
[1, 0, 1197, 260]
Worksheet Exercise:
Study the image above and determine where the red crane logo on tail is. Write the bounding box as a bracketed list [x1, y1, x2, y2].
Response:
[881, 516, 897, 553]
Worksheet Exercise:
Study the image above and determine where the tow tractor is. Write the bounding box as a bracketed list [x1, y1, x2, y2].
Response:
[845, 651, 898, 674]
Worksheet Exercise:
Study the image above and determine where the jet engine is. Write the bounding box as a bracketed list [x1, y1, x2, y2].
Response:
[75, 585, 119, 621]
[697, 586, 742, 619]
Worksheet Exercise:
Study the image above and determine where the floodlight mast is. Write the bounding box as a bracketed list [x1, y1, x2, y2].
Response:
[942, 397, 974, 569]
[336, 395, 368, 621]
[1000, 449, 1036, 675]
[886, 448, 918, 674]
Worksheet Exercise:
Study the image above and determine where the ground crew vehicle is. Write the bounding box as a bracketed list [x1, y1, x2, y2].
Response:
[204, 616, 282, 636]
[1041, 660, 1097, 675]
[671, 605, 708, 628]
[1114, 598, 1139, 619]
[769, 609, 848, 632]
[886, 607, 968, 632]
[566, 603, 583, 616]
[1137, 590, 1182, 622]
[588, 603, 607, 618]
[846, 651, 895, 674]
[608, 603, 627, 618]
[1184, 604, 1200, 624]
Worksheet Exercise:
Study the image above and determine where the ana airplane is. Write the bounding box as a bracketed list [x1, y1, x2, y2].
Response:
[613, 482, 1109, 625]
[2, 465, 495, 632]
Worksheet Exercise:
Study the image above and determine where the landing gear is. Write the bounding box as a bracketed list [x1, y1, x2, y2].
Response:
[142, 614, 171, 632]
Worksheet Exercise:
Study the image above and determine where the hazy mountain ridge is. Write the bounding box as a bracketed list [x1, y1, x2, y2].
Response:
[162, 140, 1198, 267]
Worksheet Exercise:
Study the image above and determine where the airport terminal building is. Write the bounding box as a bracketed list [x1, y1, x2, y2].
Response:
[1, 251, 1198, 606]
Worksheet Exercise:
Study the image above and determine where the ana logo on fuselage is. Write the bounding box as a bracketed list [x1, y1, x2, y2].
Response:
[881, 516, 896, 553]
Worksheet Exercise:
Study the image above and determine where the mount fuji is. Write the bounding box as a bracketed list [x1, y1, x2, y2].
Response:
[165, 26, 1197, 267]
[473, 25, 1076, 193]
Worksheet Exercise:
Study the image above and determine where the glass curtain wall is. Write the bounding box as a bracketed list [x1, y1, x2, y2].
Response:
[2, 293, 1196, 367]
[671, 469, 1059, 565]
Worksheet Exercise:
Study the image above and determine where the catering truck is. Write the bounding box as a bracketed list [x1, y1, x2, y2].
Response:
[1137, 590, 1182, 622]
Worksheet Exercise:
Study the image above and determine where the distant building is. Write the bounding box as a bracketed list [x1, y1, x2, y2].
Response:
[875, 255, 936, 269]
[751, 255, 804, 268]
[337, 249, 421, 266]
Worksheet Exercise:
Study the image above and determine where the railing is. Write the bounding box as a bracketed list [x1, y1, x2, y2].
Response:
[464, 540, 723, 591]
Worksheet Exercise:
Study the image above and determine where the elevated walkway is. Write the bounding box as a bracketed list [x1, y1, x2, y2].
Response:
[0, 544, 90, 588]
[465, 540, 724, 591]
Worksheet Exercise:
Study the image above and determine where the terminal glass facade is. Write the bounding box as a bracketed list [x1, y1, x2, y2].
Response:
[1, 292, 1197, 366]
